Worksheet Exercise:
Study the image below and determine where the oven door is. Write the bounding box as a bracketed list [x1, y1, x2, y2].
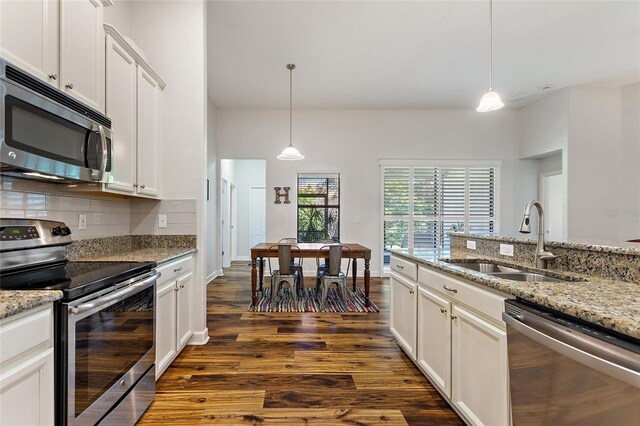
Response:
[1, 75, 112, 183]
[64, 272, 158, 426]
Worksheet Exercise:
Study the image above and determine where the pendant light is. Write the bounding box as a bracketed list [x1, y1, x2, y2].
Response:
[477, 0, 504, 112]
[277, 64, 304, 160]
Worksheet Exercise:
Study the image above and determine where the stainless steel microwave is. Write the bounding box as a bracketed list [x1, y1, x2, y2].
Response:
[0, 59, 113, 183]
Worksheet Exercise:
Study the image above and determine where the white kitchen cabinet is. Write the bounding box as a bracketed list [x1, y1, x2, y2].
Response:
[60, 0, 105, 111]
[155, 279, 178, 375]
[417, 286, 452, 397]
[0, 0, 59, 85]
[105, 34, 137, 194]
[136, 66, 161, 197]
[0, 305, 55, 426]
[389, 272, 417, 360]
[155, 255, 195, 379]
[451, 305, 509, 426]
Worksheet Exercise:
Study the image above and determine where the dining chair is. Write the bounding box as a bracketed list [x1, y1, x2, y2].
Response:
[268, 244, 303, 306]
[278, 237, 304, 289]
[315, 244, 352, 309]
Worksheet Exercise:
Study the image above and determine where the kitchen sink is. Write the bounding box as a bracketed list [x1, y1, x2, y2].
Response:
[445, 261, 524, 274]
[486, 272, 570, 283]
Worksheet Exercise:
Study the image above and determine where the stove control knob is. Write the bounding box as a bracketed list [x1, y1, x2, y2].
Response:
[51, 226, 63, 236]
[61, 227, 72, 236]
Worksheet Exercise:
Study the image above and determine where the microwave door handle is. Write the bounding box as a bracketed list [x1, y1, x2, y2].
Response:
[96, 125, 108, 182]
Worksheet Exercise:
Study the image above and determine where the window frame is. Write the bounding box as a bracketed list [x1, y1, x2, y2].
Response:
[297, 172, 341, 243]
[379, 160, 501, 273]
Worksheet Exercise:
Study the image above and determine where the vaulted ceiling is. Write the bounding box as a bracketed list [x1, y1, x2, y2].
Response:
[207, 1, 640, 109]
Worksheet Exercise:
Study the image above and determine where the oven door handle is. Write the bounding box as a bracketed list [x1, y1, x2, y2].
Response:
[69, 272, 160, 315]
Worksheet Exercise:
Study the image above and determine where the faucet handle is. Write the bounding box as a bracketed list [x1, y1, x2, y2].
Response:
[539, 251, 559, 261]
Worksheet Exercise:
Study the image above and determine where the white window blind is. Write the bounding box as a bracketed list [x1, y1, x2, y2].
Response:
[383, 165, 498, 259]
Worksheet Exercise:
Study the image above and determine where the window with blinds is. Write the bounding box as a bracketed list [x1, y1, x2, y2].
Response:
[383, 165, 497, 260]
[297, 173, 340, 243]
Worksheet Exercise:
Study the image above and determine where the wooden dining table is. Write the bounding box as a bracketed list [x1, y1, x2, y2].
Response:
[250, 243, 372, 307]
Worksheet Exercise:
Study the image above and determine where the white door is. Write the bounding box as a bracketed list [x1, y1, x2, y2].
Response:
[60, 0, 105, 111]
[417, 287, 452, 397]
[155, 280, 177, 378]
[451, 305, 509, 426]
[176, 272, 194, 350]
[221, 179, 230, 268]
[541, 173, 564, 241]
[0, 0, 59, 86]
[0, 349, 54, 426]
[389, 273, 417, 360]
[249, 187, 266, 248]
[105, 35, 137, 193]
[136, 66, 160, 197]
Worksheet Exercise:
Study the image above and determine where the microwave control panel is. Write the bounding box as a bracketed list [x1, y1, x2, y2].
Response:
[0, 226, 40, 241]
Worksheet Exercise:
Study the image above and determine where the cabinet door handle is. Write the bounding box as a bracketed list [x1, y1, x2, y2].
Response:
[49, 73, 58, 80]
[65, 83, 73, 89]
[395, 264, 404, 269]
[440, 308, 447, 314]
[409, 290, 414, 294]
[443, 285, 458, 293]
[450, 315, 458, 320]
[174, 267, 183, 273]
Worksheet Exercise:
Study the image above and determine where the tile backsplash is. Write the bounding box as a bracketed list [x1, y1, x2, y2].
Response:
[0, 178, 196, 239]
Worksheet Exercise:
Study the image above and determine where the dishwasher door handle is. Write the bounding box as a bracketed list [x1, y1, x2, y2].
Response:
[503, 312, 640, 387]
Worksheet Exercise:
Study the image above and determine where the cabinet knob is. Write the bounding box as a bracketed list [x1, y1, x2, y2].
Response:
[409, 290, 414, 294]
[175, 287, 179, 292]
[140, 184, 145, 189]
[65, 83, 74, 89]
[440, 308, 447, 314]
[180, 284, 185, 289]
[450, 315, 458, 320]
[49, 73, 58, 80]
[133, 184, 138, 188]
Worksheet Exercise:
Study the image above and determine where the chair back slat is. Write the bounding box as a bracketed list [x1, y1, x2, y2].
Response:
[278, 244, 292, 274]
[328, 245, 343, 275]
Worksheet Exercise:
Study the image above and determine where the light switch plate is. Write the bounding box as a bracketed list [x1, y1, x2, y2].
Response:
[500, 244, 514, 257]
[158, 214, 167, 228]
[78, 214, 87, 230]
[466, 240, 477, 250]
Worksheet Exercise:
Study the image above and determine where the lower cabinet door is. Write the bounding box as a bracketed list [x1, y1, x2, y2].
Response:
[176, 272, 194, 350]
[390, 273, 417, 360]
[0, 348, 54, 426]
[156, 280, 177, 378]
[417, 286, 452, 397]
[451, 305, 509, 426]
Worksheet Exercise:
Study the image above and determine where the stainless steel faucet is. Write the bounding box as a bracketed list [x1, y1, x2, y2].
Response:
[519, 200, 558, 269]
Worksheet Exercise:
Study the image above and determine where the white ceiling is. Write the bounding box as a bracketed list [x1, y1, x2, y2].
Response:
[207, 1, 640, 109]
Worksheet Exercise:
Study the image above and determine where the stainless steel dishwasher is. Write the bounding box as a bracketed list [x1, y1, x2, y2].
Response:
[503, 299, 640, 425]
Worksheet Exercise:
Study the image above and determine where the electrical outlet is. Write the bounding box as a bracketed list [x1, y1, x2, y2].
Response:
[500, 244, 514, 257]
[158, 214, 167, 228]
[79, 214, 87, 230]
[466, 240, 477, 250]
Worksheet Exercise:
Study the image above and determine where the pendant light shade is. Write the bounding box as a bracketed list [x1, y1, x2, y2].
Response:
[477, 0, 504, 112]
[476, 90, 504, 112]
[277, 64, 304, 161]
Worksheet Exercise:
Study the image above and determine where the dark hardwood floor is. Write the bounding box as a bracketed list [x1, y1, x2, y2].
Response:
[139, 262, 462, 425]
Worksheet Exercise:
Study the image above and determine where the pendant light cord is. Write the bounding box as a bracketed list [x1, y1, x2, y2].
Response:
[489, 0, 493, 90]
[289, 66, 293, 147]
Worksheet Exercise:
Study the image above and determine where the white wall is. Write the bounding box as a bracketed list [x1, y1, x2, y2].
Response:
[206, 99, 218, 281]
[620, 83, 640, 238]
[128, 0, 209, 344]
[216, 109, 538, 275]
[103, 0, 131, 37]
[518, 89, 569, 159]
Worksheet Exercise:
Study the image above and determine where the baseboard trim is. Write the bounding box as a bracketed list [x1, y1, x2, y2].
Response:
[206, 270, 222, 283]
[234, 256, 251, 261]
[188, 328, 210, 345]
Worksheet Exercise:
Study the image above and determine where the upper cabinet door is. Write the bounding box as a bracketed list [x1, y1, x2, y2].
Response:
[60, 0, 105, 112]
[0, 0, 59, 86]
[105, 35, 137, 194]
[136, 66, 161, 197]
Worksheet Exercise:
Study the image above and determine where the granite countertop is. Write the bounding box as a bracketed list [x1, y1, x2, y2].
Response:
[0, 290, 63, 320]
[389, 249, 640, 340]
[77, 247, 196, 264]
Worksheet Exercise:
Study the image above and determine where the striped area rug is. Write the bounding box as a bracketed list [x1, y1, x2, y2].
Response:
[249, 287, 380, 313]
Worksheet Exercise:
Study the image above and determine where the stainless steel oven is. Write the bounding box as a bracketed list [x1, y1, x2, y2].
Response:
[0, 58, 113, 183]
[59, 271, 159, 425]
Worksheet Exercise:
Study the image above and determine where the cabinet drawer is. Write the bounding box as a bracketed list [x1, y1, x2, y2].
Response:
[390, 255, 418, 281]
[418, 267, 510, 324]
[0, 305, 52, 365]
[157, 255, 193, 285]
